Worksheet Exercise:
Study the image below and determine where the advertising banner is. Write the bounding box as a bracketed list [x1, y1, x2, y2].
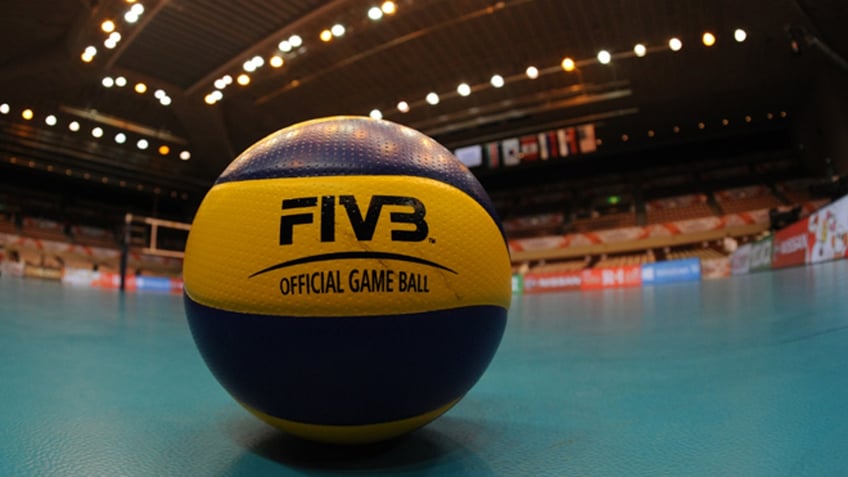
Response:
[523, 271, 582, 294]
[807, 195, 848, 264]
[749, 236, 774, 272]
[730, 243, 752, 276]
[511, 274, 524, 294]
[701, 257, 731, 279]
[641, 258, 701, 285]
[772, 218, 809, 269]
[580, 265, 641, 290]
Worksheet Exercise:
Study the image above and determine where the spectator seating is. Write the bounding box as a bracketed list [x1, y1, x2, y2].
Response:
[715, 185, 783, 214]
[645, 194, 715, 224]
[594, 252, 654, 269]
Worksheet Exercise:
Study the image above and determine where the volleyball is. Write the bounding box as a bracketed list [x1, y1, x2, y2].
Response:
[182, 116, 512, 444]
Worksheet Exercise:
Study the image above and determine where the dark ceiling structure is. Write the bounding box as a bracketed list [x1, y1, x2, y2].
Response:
[1, 0, 846, 204]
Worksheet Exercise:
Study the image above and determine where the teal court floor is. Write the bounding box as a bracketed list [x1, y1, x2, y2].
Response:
[1, 261, 847, 476]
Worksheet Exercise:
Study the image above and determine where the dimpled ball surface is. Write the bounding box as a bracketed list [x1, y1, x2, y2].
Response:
[183, 116, 511, 444]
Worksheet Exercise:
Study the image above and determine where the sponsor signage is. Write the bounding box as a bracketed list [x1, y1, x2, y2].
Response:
[749, 236, 773, 272]
[641, 258, 701, 285]
[580, 265, 641, 290]
[523, 271, 582, 293]
[730, 243, 752, 275]
[772, 218, 809, 268]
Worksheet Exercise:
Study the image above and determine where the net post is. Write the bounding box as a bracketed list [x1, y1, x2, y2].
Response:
[120, 213, 132, 292]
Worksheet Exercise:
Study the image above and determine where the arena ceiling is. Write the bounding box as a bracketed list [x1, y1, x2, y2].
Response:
[1, 0, 845, 198]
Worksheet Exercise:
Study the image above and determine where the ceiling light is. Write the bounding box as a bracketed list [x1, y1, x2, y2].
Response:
[69, 121, 80, 132]
[115, 132, 126, 143]
[92, 127, 104, 138]
[159, 96, 171, 106]
[102, 77, 114, 87]
[134, 82, 147, 94]
[210, 90, 223, 102]
[597, 50, 611, 64]
[397, 101, 409, 113]
[154, 89, 165, 99]
[425, 92, 439, 105]
[109, 32, 122, 42]
[101, 20, 115, 33]
[0, 103, 9, 114]
[561, 57, 575, 72]
[526, 66, 539, 79]
[734, 28, 747, 43]
[137, 138, 148, 150]
[45, 115, 57, 126]
[237, 74, 250, 86]
[368, 6, 383, 20]
[457, 83, 471, 96]
[702, 32, 716, 47]
[243, 59, 257, 72]
[179, 151, 191, 161]
[204, 93, 216, 105]
[222, 75, 232, 85]
[331, 24, 345, 37]
[130, 3, 144, 15]
[84, 45, 97, 57]
[81, 52, 94, 63]
[320, 29, 333, 42]
[369, 109, 382, 120]
[381, 1, 396, 14]
[124, 11, 139, 23]
[278, 40, 292, 52]
[634, 43, 647, 57]
[669, 37, 682, 51]
[159, 145, 170, 155]
[21, 109, 33, 120]
[251, 55, 264, 68]
[289, 34, 303, 48]
[115, 76, 127, 87]
[214, 78, 226, 89]
[490, 74, 504, 88]
[104, 38, 118, 49]
[270, 55, 284, 68]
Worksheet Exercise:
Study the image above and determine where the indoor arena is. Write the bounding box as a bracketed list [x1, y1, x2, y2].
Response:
[2, 1, 847, 475]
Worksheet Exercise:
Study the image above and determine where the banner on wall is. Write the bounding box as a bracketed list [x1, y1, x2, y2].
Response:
[523, 271, 582, 293]
[806, 195, 848, 264]
[749, 236, 773, 272]
[731, 243, 752, 275]
[512, 274, 524, 294]
[772, 218, 810, 269]
[580, 265, 641, 290]
[641, 258, 701, 285]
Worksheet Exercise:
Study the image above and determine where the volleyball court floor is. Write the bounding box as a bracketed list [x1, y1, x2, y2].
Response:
[1, 260, 846, 476]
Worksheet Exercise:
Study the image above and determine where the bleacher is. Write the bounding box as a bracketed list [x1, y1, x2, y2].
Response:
[715, 185, 784, 215]
[594, 251, 654, 269]
[645, 193, 714, 224]
[666, 247, 727, 261]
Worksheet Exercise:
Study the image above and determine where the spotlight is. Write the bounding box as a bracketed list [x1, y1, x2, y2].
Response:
[634, 43, 647, 57]
[597, 50, 611, 64]
[526, 66, 539, 79]
[368, 6, 383, 20]
[669, 37, 683, 51]
[369, 109, 382, 120]
[457, 83, 471, 96]
[397, 101, 409, 113]
[561, 57, 575, 72]
[425, 92, 439, 105]
[734, 28, 747, 43]
[702, 32, 716, 47]
[490, 74, 504, 88]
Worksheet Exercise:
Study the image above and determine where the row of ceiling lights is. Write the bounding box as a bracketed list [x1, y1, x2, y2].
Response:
[367, 28, 750, 120]
[613, 111, 789, 145]
[0, 103, 190, 160]
[203, 1, 398, 105]
[83, 1, 174, 108]
[4, 154, 189, 200]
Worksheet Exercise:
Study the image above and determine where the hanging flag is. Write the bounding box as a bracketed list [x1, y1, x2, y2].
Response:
[537, 133, 550, 160]
[484, 141, 501, 168]
[519, 135, 539, 162]
[545, 131, 560, 159]
[557, 127, 579, 156]
[578, 124, 597, 153]
[453, 144, 483, 168]
[501, 137, 520, 166]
